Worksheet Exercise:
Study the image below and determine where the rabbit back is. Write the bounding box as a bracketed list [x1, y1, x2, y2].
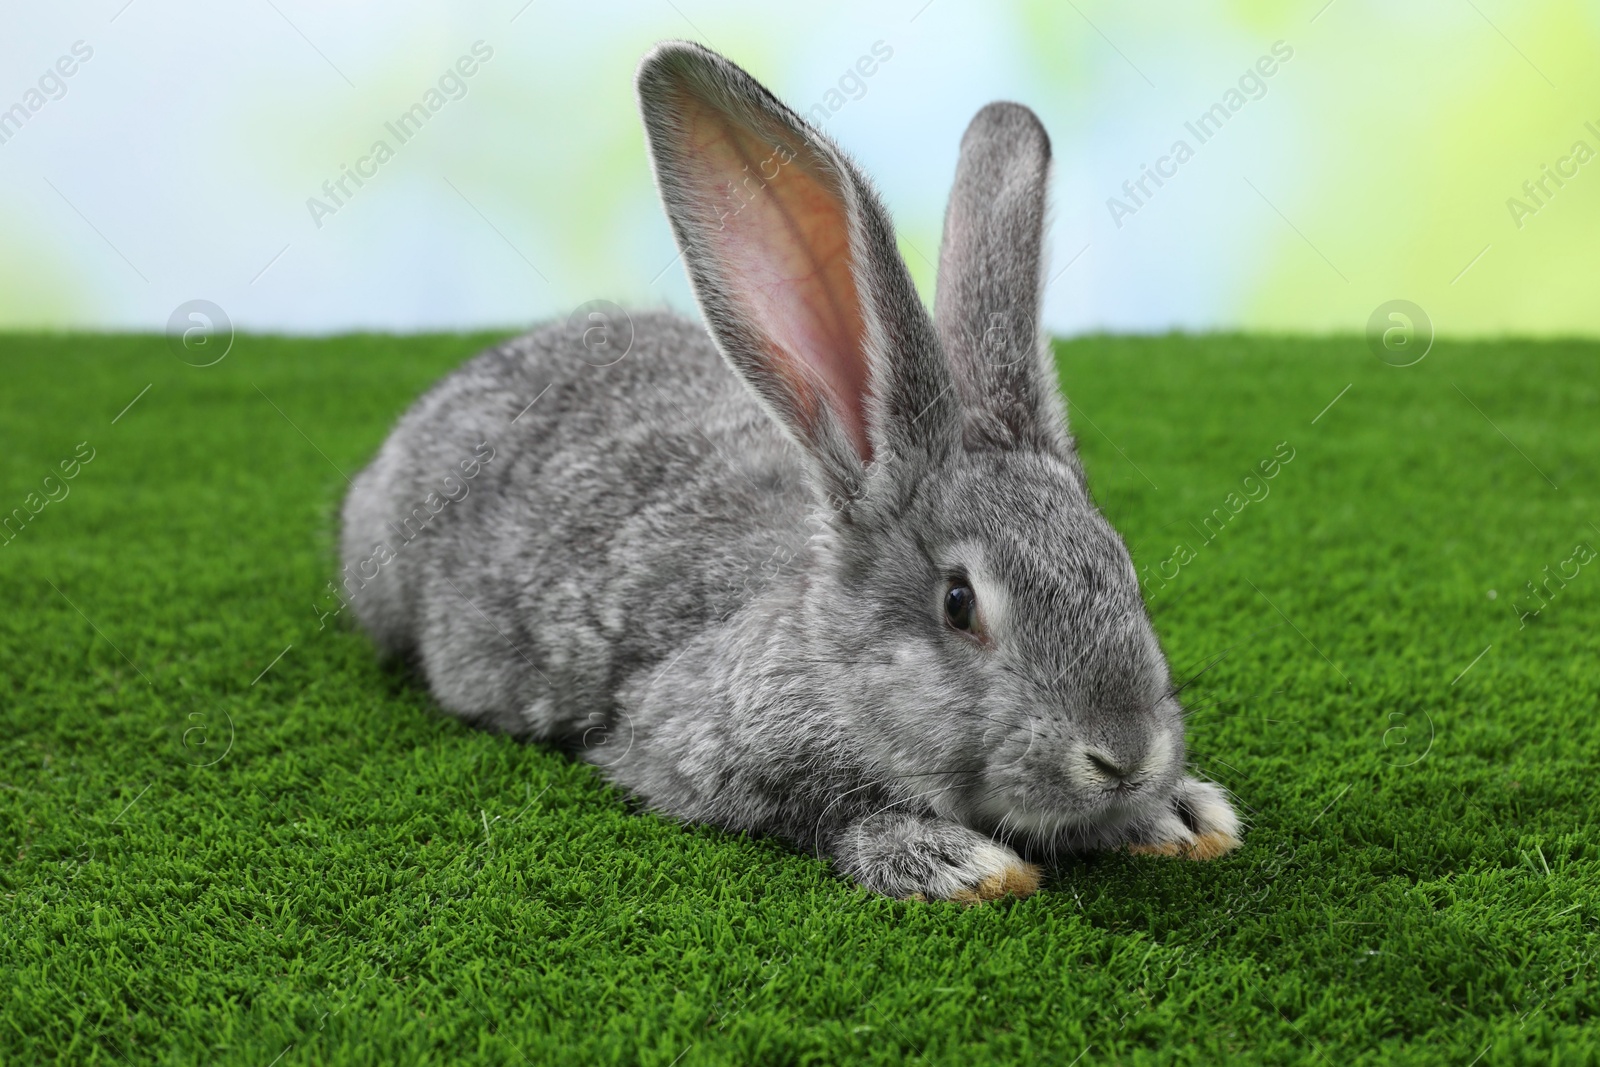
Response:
[340, 309, 815, 738]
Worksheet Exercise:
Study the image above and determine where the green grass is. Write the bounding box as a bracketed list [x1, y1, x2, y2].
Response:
[2, 329, 1598, 1066]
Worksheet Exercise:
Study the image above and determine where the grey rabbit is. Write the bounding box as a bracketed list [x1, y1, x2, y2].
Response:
[339, 41, 1241, 902]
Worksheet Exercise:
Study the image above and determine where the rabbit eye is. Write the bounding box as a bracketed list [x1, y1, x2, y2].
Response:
[944, 583, 977, 632]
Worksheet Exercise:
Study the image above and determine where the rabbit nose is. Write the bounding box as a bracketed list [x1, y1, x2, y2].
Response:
[1084, 748, 1141, 783]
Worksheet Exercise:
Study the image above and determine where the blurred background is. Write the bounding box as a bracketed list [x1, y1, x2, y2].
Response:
[2, 0, 1597, 337]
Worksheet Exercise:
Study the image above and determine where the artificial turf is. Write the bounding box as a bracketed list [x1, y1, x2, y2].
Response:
[2, 327, 1597, 1066]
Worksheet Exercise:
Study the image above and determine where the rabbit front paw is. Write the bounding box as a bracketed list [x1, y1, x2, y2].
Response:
[834, 814, 1041, 904]
[1126, 776, 1242, 861]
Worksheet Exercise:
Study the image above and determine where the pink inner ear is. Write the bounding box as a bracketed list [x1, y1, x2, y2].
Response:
[678, 98, 873, 462]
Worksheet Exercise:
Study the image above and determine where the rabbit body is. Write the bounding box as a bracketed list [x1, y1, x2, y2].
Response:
[341, 42, 1242, 901]
[342, 312, 856, 843]
[342, 311, 795, 733]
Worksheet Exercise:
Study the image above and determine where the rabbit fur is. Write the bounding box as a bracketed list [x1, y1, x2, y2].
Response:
[339, 41, 1241, 902]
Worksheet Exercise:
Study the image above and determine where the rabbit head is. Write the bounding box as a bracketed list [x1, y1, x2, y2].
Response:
[637, 43, 1185, 851]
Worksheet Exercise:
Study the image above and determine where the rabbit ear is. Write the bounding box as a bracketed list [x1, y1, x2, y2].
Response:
[637, 41, 958, 505]
[935, 102, 1070, 456]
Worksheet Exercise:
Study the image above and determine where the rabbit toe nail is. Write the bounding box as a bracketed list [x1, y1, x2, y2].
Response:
[1186, 831, 1241, 860]
[949, 861, 1042, 905]
[1127, 831, 1240, 861]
